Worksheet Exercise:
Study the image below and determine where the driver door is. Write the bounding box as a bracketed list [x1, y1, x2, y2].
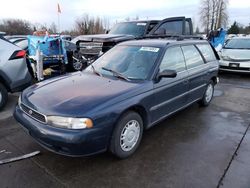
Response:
[151, 46, 189, 123]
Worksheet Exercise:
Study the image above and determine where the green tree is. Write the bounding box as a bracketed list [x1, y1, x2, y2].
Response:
[227, 21, 240, 34]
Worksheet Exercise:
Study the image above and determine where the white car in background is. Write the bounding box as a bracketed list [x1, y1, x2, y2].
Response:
[0, 36, 32, 110]
[219, 37, 250, 73]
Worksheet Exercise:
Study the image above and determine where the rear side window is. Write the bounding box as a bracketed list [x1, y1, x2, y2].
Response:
[196, 44, 216, 62]
[159, 46, 186, 72]
[181, 45, 204, 69]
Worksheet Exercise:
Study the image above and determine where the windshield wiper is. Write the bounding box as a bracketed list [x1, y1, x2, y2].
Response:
[102, 67, 130, 81]
[91, 65, 102, 77]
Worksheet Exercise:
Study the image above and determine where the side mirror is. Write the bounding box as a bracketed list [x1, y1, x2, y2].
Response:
[105, 30, 110, 34]
[157, 69, 177, 81]
[154, 28, 166, 35]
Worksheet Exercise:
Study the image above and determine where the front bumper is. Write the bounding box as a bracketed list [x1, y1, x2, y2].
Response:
[219, 60, 250, 73]
[14, 106, 109, 157]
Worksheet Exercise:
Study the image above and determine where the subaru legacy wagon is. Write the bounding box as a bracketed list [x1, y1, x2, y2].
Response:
[14, 39, 219, 158]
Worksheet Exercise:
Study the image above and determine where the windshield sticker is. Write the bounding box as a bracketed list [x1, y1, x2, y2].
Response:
[137, 23, 147, 26]
[140, 47, 160, 52]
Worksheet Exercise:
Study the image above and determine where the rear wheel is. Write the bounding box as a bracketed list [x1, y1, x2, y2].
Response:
[0, 83, 8, 110]
[109, 112, 143, 159]
[199, 81, 214, 107]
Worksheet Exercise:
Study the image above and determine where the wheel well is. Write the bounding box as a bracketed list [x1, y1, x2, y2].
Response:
[121, 105, 149, 130]
[211, 76, 217, 84]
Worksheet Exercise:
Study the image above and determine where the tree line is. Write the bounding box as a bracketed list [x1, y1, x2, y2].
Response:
[1, 2, 250, 36]
[199, 0, 229, 33]
[0, 14, 109, 36]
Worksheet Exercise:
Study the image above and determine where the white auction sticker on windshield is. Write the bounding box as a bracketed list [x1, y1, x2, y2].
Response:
[137, 23, 147, 26]
[140, 47, 160, 52]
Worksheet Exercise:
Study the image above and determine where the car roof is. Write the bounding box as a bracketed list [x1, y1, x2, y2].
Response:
[119, 38, 208, 48]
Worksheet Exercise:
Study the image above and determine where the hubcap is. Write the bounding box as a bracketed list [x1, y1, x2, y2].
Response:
[205, 84, 213, 102]
[120, 120, 140, 152]
[73, 60, 83, 71]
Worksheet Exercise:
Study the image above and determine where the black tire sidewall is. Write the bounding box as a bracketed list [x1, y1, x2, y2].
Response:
[0, 83, 8, 110]
[110, 112, 143, 159]
[200, 81, 214, 106]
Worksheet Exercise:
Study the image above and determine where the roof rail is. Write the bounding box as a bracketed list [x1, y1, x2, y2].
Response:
[143, 34, 203, 41]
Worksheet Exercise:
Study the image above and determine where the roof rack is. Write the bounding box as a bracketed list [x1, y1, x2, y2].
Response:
[143, 34, 203, 41]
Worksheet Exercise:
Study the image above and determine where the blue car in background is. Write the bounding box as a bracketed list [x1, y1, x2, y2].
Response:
[14, 38, 219, 159]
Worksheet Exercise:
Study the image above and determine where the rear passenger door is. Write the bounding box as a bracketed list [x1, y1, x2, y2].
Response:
[151, 46, 189, 123]
[181, 45, 208, 103]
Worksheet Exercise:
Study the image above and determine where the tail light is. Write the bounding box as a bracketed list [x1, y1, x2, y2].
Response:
[9, 50, 26, 60]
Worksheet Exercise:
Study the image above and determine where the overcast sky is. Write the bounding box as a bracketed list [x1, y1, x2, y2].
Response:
[0, 0, 249, 31]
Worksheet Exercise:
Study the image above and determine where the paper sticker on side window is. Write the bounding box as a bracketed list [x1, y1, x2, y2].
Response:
[137, 23, 147, 26]
[140, 47, 159, 52]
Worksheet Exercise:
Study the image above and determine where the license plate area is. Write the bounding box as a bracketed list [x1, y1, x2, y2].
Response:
[229, 63, 239, 68]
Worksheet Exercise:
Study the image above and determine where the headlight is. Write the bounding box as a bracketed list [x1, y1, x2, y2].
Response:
[221, 55, 230, 61]
[47, 116, 93, 129]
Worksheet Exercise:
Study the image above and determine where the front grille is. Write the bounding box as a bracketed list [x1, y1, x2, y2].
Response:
[79, 42, 103, 55]
[220, 66, 250, 71]
[20, 103, 47, 123]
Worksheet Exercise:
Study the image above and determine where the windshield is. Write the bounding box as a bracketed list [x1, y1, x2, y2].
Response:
[224, 38, 250, 49]
[109, 22, 147, 37]
[85, 45, 161, 80]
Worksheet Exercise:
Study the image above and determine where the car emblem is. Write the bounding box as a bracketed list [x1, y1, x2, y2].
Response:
[28, 110, 33, 115]
[86, 46, 93, 50]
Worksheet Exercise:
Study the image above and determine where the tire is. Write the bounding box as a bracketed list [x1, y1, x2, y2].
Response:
[109, 111, 143, 159]
[199, 80, 214, 107]
[0, 83, 8, 110]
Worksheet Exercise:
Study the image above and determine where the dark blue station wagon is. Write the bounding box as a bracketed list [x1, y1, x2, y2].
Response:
[14, 39, 219, 158]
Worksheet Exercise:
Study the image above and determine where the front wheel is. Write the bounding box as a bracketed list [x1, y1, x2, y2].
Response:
[109, 112, 143, 159]
[0, 83, 8, 110]
[199, 81, 214, 107]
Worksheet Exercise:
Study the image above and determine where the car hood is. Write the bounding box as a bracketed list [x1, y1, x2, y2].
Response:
[221, 48, 250, 61]
[22, 72, 146, 117]
[71, 34, 135, 43]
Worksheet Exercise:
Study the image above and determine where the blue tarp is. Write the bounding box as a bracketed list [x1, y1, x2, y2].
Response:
[27, 35, 68, 64]
[209, 29, 227, 49]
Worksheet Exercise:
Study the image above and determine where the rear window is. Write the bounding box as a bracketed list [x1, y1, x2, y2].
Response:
[196, 44, 216, 62]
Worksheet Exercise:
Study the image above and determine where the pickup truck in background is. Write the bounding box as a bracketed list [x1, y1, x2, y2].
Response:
[71, 17, 193, 70]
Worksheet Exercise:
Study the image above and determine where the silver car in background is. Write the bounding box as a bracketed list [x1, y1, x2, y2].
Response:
[219, 37, 250, 73]
[0, 37, 31, 110]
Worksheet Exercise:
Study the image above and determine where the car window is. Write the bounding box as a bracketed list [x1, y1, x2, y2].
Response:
[196, 44, 216, 62]
[181, 45, 204, 69]
[87, 45, 161, 80]
[14, 39, 28, 50]
[159, 46, 186, 72]
[154, 20, 183, 35]
[224, 38, 250, 49]
[109, 22, 147, 37]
